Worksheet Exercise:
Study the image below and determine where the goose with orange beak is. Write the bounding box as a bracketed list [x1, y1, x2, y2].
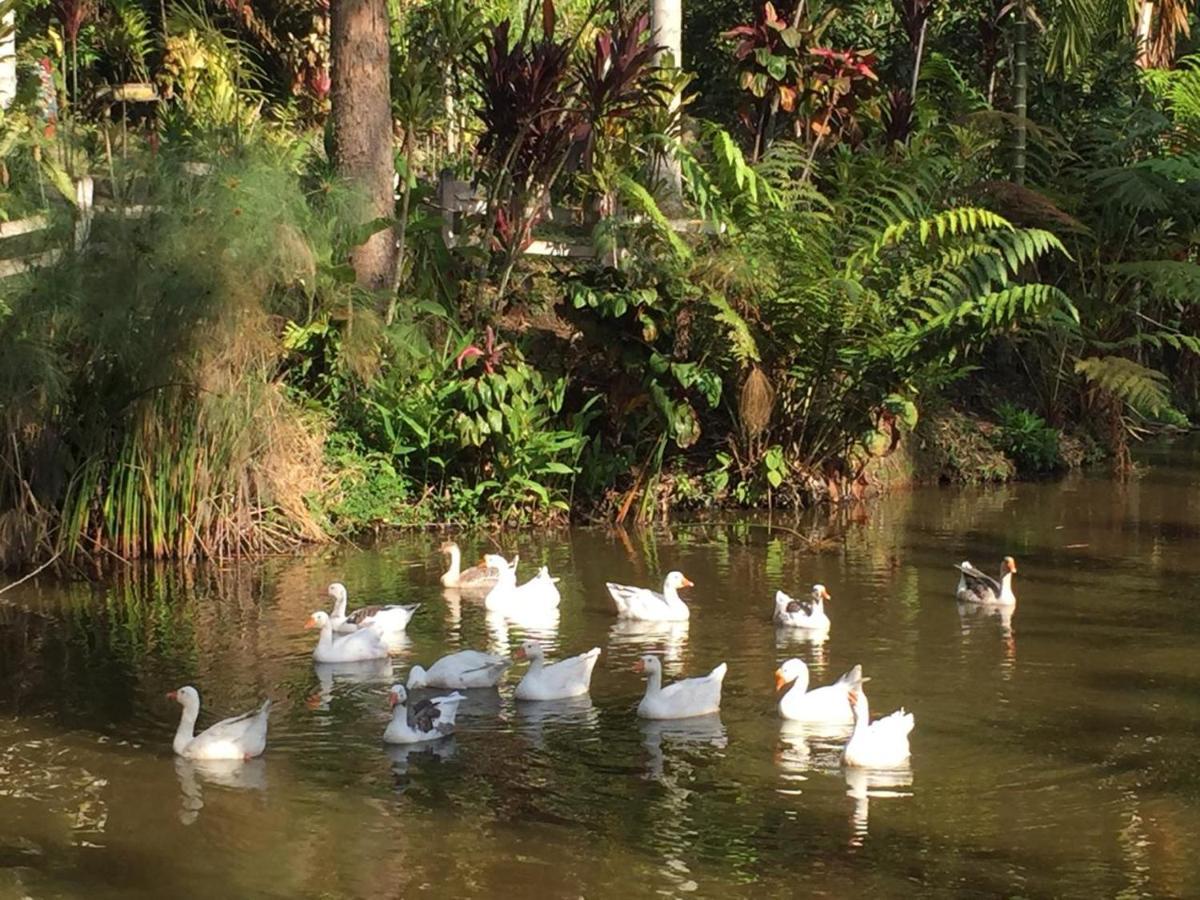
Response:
[513, 639, 601, 701]
[483, 554, 561, 614]
[841, 685, 914, 769]
[774, 584, 832, 632]
[634, 654, 726, 719]
[775, 659, 860, 724]
[168, 686, 271, 761]
[606, 571, 693, 622]
[955, 556, 1018, 606]
[383, 684, 466, 744]
[305, 610, 390, 663]
[440, 542, 512, 589]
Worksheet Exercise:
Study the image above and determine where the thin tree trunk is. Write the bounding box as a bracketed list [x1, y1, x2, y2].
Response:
[1135, 0, 1155, 68]
[388, 127, 415, 318]
[331, 0, 397, 291]
[650, 0, 683, 211]
[0, 7, 16, 110]
[910, 18, 928, 98]
[1013, 0, 1028, 186]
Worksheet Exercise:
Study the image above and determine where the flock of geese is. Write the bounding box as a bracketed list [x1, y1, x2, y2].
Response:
[168, 544, 1020, 775]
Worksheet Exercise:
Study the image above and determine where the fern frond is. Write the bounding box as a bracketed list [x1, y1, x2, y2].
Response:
[1075, 356, 1171, 414]
[1109, 259, 1200, 301]
[616, 176, 692, 261]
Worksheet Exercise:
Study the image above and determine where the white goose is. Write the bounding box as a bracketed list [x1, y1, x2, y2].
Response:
[327, 582, 420, 634]
[440, 541, 510, 589]
[483, 554, 560, 614]
[383, 684, 466, 744]
[305, 610, 391, 663]
[606, 571, 693, 622]
[168, 686, 270, 761]
[773, 585, 832, 632]
[635, 654, 726, 720]
[842, 685, 914, 769]
[775, 659, 860, 724]
[955, 557, 1017, 605]
[406, 650, 511, 689]
[513, 639, 600, 701]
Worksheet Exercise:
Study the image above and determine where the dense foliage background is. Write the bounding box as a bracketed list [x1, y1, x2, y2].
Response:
[1, 0, 1198, 565]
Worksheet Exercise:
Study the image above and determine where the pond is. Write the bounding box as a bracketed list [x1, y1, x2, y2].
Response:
[2, 441, 1199, 898]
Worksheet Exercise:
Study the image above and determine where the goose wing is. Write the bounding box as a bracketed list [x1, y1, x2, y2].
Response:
[956, 562, 1001, 597]
[195, 700, 271, 745]
[407, 698, 442, 734]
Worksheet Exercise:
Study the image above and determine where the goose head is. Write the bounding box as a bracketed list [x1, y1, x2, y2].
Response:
[167, 685, 201, 713]
[775, 657, 809, 691]
[304, 610, 332, 631]
[513, 639, 544, 662]
[811, 584, 831, 603]
[440, 541, 460, 556]
[1001, 556, 1018, 576]
[326, 583, 348, 613]
[388, 684, 408, 708]
[632, 654, 662, 676]
[664, 571, 694, 591]
[406, 665, 429, 689]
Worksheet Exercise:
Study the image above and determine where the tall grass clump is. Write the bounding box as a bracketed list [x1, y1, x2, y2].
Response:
[0, 149, 353, 566]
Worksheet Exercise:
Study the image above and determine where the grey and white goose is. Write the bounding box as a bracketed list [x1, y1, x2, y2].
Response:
[383, 684, 465, 744]
[955, 557, 1017, 606]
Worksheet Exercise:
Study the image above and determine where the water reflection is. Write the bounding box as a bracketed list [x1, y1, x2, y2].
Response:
[175, 756, 267, 826]
[515, 695, 597, 748]
[606, 620, 689, 670]
[843, 764, 914, 848]
[485, 608, 560, 656]
[640, 715, 727, 780]
[309, 658, 394, 709]
[776, 720, 851, 789]
[957, 601, 1017, 675]
[774, 627, 829, 668]
[386, 736, 458, 780]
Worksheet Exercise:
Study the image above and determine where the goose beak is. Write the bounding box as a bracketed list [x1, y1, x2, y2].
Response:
[305, 692, 323, 710]
[513, 647, 526, 660]
[166, 691, 177, 702]
[680, 576, 694, 588]
[821, 587, 832, 601]
[478, 557, 488, 567]
[388, 692, 399, 708]
[632, 659, 645, 673]
[773, 669, 786, 691]
[303, 615, 318, 630]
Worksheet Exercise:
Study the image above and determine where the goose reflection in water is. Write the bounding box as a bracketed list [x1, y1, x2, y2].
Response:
[484, 608, 560, 657]
[175, 756, 267, 826]
[441, 588, 463, 634]
[514, 694, 597, 749]
[775, 720, 852, 791]
[309, 657, 395, 710]
[606, 619, 689, 670]
[843, 764, 914, 848]
[640, 714, 727, 781]
[386, 736, 458, 781]
[774, 627, 829, 668]
[957, 600, 1017, 675]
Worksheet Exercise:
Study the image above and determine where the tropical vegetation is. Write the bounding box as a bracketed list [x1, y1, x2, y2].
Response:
[0, 0, 1198, 566]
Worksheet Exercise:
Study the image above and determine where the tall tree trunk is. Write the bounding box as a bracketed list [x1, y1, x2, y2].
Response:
[331, 0, 397, 291]
[1013, 0, 1028, 186]
[651, 0, 683, 211]
[0, 7, 15, 110]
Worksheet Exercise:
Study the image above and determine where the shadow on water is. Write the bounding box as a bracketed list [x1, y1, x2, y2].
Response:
[2, 437, 1200, 897]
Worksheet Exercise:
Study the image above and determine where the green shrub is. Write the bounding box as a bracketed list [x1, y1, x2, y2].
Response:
[992, 403, 1064, 474]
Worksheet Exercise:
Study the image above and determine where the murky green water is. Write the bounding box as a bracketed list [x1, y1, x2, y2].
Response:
[2, 442, 1200, 898]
